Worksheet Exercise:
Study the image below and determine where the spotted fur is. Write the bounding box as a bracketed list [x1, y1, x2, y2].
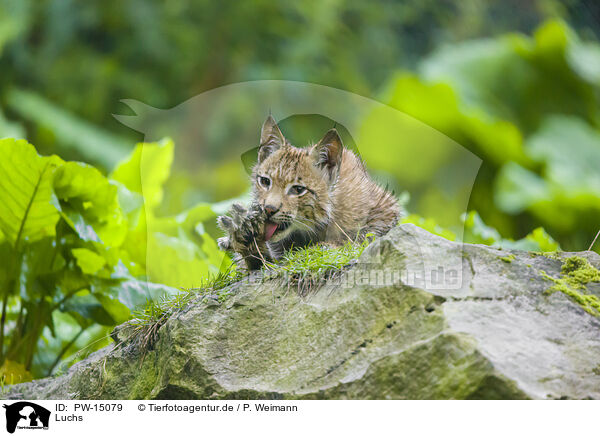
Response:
[217, 116, 402, 270]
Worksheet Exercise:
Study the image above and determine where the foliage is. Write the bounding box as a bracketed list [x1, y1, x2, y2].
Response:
[0, 3, 599, 382]
[0, 138, 227, 379]
[403, 211, 560, 252]
[401, 214, 457, 241]
[462, 211, 560, 252]
[0, 0, 563, 146]
[378, 20, 600, 251]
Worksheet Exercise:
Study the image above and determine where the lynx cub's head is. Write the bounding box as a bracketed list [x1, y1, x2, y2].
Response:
[252, 116, 343, 243]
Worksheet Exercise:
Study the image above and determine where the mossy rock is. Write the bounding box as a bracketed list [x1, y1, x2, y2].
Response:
[6, 225, 600, 399]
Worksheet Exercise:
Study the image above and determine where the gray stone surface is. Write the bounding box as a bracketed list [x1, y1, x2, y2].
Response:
[6, 224, 600, 399]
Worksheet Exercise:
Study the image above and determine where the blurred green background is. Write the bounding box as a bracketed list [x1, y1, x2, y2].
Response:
[0, 0, 599, 381]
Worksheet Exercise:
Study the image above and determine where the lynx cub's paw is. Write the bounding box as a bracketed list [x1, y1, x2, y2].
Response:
[217, 202, 269, 269]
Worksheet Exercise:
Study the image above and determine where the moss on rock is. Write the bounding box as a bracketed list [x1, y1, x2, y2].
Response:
[500, 254, 516, 263]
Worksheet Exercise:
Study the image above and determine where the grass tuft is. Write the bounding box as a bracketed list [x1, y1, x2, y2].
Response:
[273, 239, 371, 296]
[124, 267, 242, 350]
[122, 240, 370, 348]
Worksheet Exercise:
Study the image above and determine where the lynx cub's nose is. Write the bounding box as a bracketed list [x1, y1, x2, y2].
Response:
[264, 204, 279, 217]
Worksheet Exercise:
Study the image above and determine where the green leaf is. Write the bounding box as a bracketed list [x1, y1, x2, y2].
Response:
[111, 138, 174, 209]
[526, 116, 600, 193]
[420, 20, 597, 134]
[526, 227, 560, 252]
[93, 293, 130, 325]
[0, 138, 61, 248]
[0, 240, 11, 286]
[463, 211, 560, 252]
[150, 203, 216, 237]
[71, 248, 107, 275]
[53, 161, 126, 246]
[495, 117, 600, 235]
[568, 41, 600, 85]
[494, 162, 551, 214]
[462, 211, 502, 245]
[59, 207, 101, 243]
[145, 230, 222, 288]
[18, 238, 65, 300]
[60, 290, 113, 326]
[113, 181, 145, 227]
[0, 360, 32, 385]
[60, 290, 128, 326]
[401, 214, 456, 241]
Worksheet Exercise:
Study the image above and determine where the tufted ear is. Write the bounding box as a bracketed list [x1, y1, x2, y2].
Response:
[312, 128, 343, 183]
[258, 115, 286, 163]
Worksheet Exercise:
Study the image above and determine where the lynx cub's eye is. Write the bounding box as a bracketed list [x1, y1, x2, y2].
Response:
[288, 185, 307, 196]
[258, 176, 271, 189]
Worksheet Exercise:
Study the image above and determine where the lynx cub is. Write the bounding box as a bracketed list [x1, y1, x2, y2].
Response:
[217, 116, 401, 270]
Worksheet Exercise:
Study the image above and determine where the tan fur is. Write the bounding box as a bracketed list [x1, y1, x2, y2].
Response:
[217, 116, 402, 270]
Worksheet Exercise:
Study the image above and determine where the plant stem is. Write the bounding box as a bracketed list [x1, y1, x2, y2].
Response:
[46, 326, 87, 376]
[5, 163, 51, 367]
[0, 291, 8, 364]
[52, 286, 88, 312]
[5, 304, 25, 360]
[589, 230, 600, 252]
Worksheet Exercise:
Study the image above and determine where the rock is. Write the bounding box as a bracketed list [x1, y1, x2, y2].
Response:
[6, 224, 600, 399]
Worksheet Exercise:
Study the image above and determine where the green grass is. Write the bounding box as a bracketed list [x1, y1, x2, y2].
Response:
[123, 240, 371, 348]
[123, 267, 242, 349]
[270, 240, 371, 296]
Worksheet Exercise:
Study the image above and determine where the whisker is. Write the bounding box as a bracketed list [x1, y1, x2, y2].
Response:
[293, 218, 319, 236]
[331, 219, 353, 242]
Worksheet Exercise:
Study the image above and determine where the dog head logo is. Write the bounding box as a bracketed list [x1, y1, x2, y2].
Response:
[3, 402, 50, 433]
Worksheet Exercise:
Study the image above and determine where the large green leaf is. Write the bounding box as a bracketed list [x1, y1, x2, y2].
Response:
[35, 312, 112, 376]
[0, 139, 61, 248]
[526, 116, 600, 193]
[145, 229, 222, 288]
[60, 291, 118, 326]
[495, 116, 600, 235]
[53, 161, 127, 246]
[92, 293, 130, 325]
[494, 162, 551, 214]
[71, 248, 107, 276]
[18, 237, 65, 300]
[420, 20, 599, 133]
[382, 74, 529, 168]
[111, 138, 174, 210]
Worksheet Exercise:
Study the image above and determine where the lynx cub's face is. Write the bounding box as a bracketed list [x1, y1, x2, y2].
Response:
[252, 116, 342, 243]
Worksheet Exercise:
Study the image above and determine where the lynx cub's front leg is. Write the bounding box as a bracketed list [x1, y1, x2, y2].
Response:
[217, 202, 271, 270]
